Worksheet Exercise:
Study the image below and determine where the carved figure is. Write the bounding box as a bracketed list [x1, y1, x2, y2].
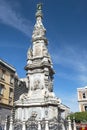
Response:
[31, 111, 37, 118]
[33, 79, 40, 90]
[44, 91, 49, 98]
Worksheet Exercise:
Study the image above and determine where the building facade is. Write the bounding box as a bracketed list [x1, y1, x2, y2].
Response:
[0, 59, 16, 123]
[0, 59, 28, 124]
[77, 86, 87, 112]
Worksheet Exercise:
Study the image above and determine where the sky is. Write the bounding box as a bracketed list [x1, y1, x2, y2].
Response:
[0, 0, 87, 112]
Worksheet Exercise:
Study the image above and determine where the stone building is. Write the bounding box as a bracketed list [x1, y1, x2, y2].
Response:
[0, 59, 28, 125]
[7, 3, 70, 130]
[0, 59, 16, 123]
[77, 86, 87, 112]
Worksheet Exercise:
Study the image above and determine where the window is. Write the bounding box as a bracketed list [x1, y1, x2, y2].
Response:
[83, 93, 86, 98]
[1, 70, 5, 80]
[9, 88, 13, 104]
[9, 88, 13, 98]
[84, 106, 87, 111]
[10, 75, 14, 84]
[0, 84, 4, 95]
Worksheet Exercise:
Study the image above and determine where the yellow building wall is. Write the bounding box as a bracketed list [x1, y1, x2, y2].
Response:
[0, 67, 14, 106]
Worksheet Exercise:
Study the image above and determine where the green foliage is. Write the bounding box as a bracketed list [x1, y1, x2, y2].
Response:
[68, 112, 87, 123]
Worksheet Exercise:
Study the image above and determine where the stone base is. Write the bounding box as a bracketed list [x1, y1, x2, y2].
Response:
[14, 95, 61, 122]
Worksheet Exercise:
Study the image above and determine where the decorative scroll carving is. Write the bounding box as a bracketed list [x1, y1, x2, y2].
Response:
[19, 93, 28, 100]
[14, 120, 22, 130]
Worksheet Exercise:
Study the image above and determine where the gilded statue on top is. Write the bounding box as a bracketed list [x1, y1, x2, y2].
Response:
[37, 3, 42, 11]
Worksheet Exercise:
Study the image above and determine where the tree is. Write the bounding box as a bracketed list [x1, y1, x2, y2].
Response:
[68, 112, 87, 123]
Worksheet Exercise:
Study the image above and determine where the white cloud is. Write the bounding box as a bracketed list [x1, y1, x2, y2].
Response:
[52, 46, 87, 72]
[0, 0, 32, 37]
[51, 44, 87, 84]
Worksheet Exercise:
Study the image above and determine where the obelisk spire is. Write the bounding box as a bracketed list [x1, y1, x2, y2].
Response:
[32, 3, 47, 44]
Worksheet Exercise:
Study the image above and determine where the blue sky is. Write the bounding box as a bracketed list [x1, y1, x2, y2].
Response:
[0, 0, 87, 112]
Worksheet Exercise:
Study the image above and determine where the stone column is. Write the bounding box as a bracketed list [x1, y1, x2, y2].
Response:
[9, 115, 13, 130]
[22, 119, 26, 130]
[4, 116, 7, 130]
[38, 121, 41, 130]
[73, 117, 76, 130]
[45, 120, 49, 130]
[67, 117, 72, 130]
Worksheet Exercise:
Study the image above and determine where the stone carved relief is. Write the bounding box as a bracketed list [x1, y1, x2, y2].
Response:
[27, 48, 33, 59]
[36, 19, 42, 27]
[49, 118, 59, 130]
[33, 79, 40, 90]
[14, 124, 22, 130]
[31, 78, 44, 91]
[32, 16, 46, 40]
[31, 111, 37, 119]
[35, 46, 41, 56]
[14, 120, 22, 130]
[26, 112, 38, 130]
[19, 93, 28, 100]
[33, 27, 45, 37]
[44, 91, 49, 98]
